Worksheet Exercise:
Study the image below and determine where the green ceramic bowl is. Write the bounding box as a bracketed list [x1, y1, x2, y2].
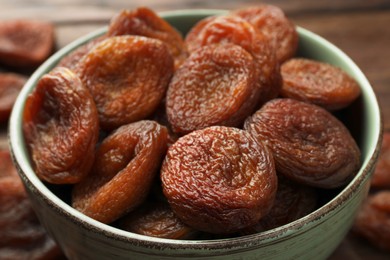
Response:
[9, 9, 382, 260]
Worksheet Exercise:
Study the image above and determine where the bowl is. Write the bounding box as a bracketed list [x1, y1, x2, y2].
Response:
[9, 9, 382, 260]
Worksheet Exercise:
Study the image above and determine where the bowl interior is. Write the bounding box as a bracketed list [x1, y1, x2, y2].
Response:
[9, 9, 382, 250]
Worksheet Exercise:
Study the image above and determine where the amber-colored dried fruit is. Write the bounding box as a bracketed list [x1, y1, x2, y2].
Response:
[0, 73, 27, 123]
[118, 201, 197, 239]
[241, 176, 317, 234]
[0, 20, 54, 68]
[233, 5, 298, 63]
[107, 7, 187, 70]
[280, 58, 361, 110]
[185, 15, 281, 106]
[370, 132, 390, 189]
[166, 44, 258, 135]
[77, 35, 173, 131]
[72, 120, 168, 224]
[244, 98, 361, 188]
[23, 67, 99, 184]
[161, 126, 277, 234]
[353, 191, 390, 252]
[57, 35, 107, 70]
[0, 150, 64, 260]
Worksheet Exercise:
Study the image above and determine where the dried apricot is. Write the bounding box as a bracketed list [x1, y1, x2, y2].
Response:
[161, 126, 277, 234]
[244, 98, 361, 188]
[281, 58, 361, 110]
[0, 73, 27, 123]
[353, 191, 390, 252]
[0, 150, 64, 259]
[72, 120, 168, 224]
[166, 44, 258, 135]
[77, 35, 173, 131]
[185, 15, 281, 106]
[241, 176, 317, 234]
[118, 201, 197, 239]
[233, 5, 298, 63]
[0, 20, 55, 68]
[370, 132, 390, 189]
[107, 7, 187, 70]
[23, 67, 99, 184]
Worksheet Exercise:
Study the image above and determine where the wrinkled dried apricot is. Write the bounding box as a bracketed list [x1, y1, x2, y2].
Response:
[77, 35, 173, 131]
[0, 150, 64, 259]
[72, 120, 168, 224]
[233, 5, 298, 63]
[23, 67, 99, 184]
[244, 98, 361, 188]
[185, 15, 281, 106]
[353, 191, 390, 252]
[0, 73, 27, 123]
[161, 126, 277, 234]
[370, 132, 390, 189]
[281, 58, 361, 110]
[166, 44, 258, 135]
[118, 201, 197, 239]
[241, 176, 317, 234]
[0, 20, 55, 68]
[107, 7, 187, 70]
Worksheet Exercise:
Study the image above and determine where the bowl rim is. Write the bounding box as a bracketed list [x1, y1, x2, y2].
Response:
[8, 8, 383, 253]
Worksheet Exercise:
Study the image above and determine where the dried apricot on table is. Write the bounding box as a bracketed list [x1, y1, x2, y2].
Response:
[118, 201, 197, 239]
[0, 73, 27, 122]
[241, 176, 318, 234]
[353, 191, 390, 252]
[161, 126, 277, 234]
[370, 132, 390, 189]
[0, 20, 55, 68]
[232, 4, 298, 63]
[244, 98, 361, 188]
[72, 120, 168, 224]
[107, 7, 187, 70]
[166, 44, 258, 135]
[0, 150, 64, 260]
[77, 35, 173, 131]
[281, 58, 361, 111]
[23, 67, 99, 184]
[185, 15, 281, 106]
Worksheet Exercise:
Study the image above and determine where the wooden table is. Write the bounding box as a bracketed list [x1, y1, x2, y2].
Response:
[1, 0, 389, 259]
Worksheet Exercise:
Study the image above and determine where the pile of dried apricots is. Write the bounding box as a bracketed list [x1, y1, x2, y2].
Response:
[2, 3, 388, 256]
[22, 5, 363, 239]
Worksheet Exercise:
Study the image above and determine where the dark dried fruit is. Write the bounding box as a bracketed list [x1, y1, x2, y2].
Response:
[353, 191, 390, 252]
[161, 126, 277, 234]
[185, 15, 281, 106]
[77, 35, 173, 131]
[107, 7, 187, 70]
[0, 73, 27, 123]
[72, 120, 168, 224]
[244, 98, 361, 188]
[23, 67, 99, 184]
[0, 20, 55, 68]
[281, 58, 361, 110]
[370, 132, 390, 189]
[233, 5, 298, 63]
[166, 44, 258, 135]
[241, 176, 317, 234]
[0, 150, 64, 260]
[118, 201, 196, 239]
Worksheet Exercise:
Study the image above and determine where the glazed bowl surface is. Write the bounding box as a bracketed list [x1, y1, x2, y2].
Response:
[9, 9, 382, 260]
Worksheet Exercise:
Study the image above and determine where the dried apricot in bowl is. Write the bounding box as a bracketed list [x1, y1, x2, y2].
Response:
[161, 126, 277, 234]
[23, 67, 99, 184]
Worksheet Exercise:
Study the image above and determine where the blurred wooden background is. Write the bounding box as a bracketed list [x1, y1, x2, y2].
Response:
[0, 0, 390, 259]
